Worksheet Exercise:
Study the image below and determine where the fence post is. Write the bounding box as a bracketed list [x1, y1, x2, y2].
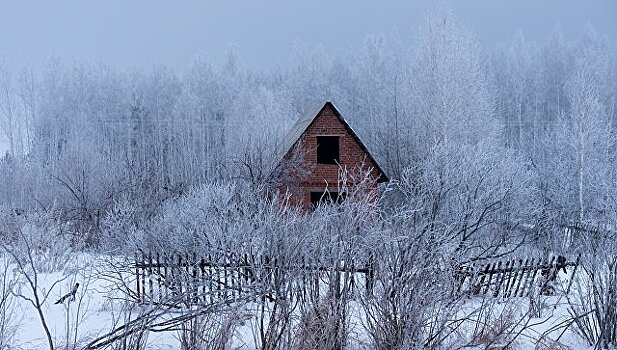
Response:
[224, 253, 229, 300]
[135, 252, 141, 303]
[200, 256, 206, 303]
[184, 253, 191, 304]
[521, 257, 535, 297]
[476, 263, 490, 295]
[177, 254, 183, 301]
[540, 256, 557, 295]
[192, 252, 197, 304]
[208, 254, 213, 304]
[482, 262, 497, 295]
[492, 261, 504, 297]
[141, 252, 147, 302]
[146, 252, 153, 302]
[156, 252, 162, 302]
[502, 258, 516, 298]
[526, 257, 542, 297]
[512, 258, 529, 297]
[566, 254, 581, 295]
[366, 254, 374, 295]
[163, 253, 168, 299]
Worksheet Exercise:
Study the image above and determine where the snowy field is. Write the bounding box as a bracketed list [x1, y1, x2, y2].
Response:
[0, 252, 595, 349]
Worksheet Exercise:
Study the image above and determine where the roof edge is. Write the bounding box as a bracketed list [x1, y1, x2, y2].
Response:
[273, 100, 390, 183]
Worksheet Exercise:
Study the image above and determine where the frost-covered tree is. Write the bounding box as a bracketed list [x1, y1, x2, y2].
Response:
[500, 31, 537, 148]
[409, 7, 498, 154]
[546, 57, 613, 223]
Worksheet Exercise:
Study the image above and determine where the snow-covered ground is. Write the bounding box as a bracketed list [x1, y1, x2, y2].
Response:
[2, 257, 592, 349]
[8, 255, 174, 349]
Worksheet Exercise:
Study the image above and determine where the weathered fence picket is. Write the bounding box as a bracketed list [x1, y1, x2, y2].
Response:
[134, 250, 375, 305]
[455, 254, 578, 298]
[133, 251, 577, 305]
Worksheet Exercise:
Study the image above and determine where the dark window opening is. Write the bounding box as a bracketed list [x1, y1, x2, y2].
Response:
[316, 136, 340, 164]
[310, 191, 346, 209]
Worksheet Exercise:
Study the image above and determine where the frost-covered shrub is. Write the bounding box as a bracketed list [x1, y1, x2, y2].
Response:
[359, 224, 456, 350]
[176, 310, 245, 350]
[134, 181, 306, 256]
[467, 301, 522, 349]
[0, 205, 25, 244]
[16, 223, 72, 273]
[568, 253, 617, 348]
[134, 182, 244, 253]
[0, 207, 73, 273]
[293, 297, 347, 350]
[0, 256, 18, 350]
[100, 197, 140, 254]
[397, 138, 538, 263]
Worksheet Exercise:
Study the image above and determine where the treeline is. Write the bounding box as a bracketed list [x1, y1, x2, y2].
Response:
[0, 8, 615, 244]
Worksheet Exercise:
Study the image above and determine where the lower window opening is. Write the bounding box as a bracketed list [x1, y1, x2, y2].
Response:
[310, 190, 346, 209]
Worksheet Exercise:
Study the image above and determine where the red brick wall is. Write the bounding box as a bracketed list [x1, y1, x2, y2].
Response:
[281, 105, 383, 209]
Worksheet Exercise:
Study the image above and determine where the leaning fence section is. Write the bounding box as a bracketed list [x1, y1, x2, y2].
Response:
[454, 254, 579, 298]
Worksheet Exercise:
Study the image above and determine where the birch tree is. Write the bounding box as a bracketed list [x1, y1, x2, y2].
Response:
[0, 64, 17, 159]
[409, 7, 498, 156]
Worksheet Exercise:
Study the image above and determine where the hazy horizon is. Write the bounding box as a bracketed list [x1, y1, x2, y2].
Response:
[1, 0, 616, 73]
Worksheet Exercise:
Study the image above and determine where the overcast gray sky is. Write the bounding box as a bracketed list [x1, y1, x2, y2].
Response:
[1, 0, 616, 72]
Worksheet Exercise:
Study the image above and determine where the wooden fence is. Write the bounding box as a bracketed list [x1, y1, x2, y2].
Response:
[134, 250, 374, 305]
[454, 255, 579, 298]
[134, 251, 579, 305]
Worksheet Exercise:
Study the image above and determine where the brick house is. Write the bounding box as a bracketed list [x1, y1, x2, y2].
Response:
[272, 101, 388, 209]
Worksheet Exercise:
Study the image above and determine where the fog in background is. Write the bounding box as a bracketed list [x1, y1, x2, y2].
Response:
[0, 0, 615, 151]
[1, 0, 615, 71]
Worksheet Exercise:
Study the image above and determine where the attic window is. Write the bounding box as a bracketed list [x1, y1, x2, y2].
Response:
[316, 136, 339, 164]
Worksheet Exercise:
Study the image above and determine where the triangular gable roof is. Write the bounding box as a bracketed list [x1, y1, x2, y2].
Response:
[273, 101, 389, 182]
